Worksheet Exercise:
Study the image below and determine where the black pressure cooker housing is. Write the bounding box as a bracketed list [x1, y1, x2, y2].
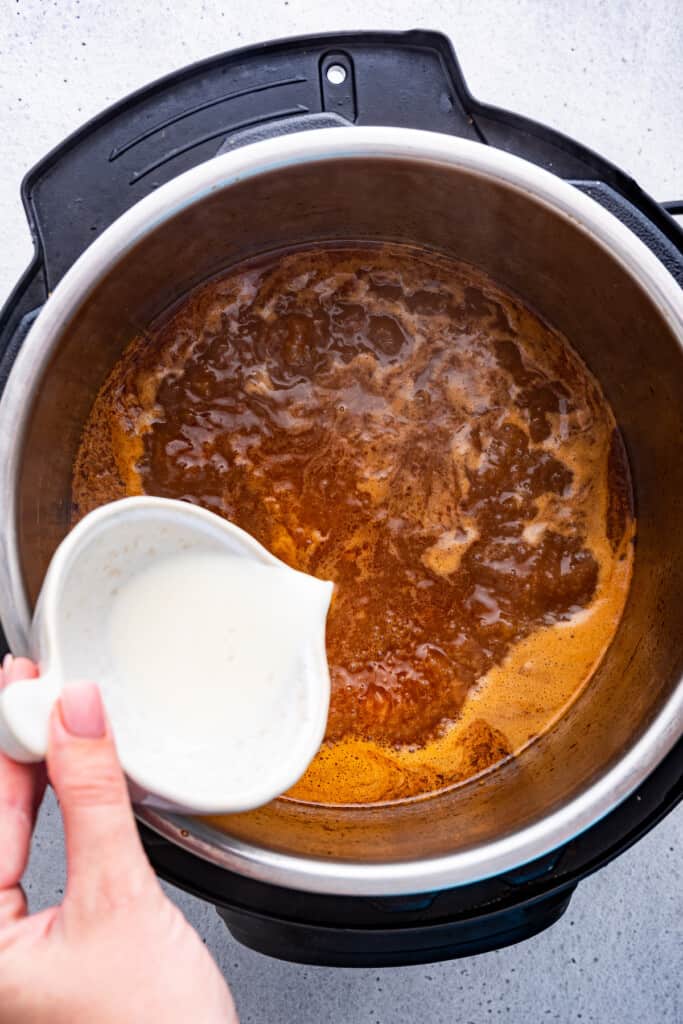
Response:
[0, 31, 680, 966]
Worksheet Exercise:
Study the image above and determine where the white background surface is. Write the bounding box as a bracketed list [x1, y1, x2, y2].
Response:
[2, 2, 681, 1022]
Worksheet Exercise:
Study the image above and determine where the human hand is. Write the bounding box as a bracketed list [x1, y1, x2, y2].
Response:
[0, 656, 238, 1023]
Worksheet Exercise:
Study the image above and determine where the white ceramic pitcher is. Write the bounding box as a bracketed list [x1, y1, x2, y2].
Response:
[0, 497, 333, 814]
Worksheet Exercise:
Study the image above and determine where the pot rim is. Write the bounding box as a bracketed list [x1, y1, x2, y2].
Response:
[0, 126, 681, 895]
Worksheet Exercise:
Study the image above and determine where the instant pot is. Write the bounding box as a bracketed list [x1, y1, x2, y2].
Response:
[0, 31, 681, 966]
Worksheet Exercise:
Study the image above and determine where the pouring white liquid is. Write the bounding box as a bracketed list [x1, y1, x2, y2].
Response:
[107, 551, 333, 803]
[0, 497, 333, 814]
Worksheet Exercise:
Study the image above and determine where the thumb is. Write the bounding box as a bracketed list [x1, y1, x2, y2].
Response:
[47, 681, 155, 910]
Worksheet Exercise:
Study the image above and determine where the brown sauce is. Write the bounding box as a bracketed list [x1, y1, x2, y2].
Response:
[72, 243, 634, 806]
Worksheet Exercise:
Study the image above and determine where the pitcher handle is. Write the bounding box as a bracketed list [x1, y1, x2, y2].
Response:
[0, 670, 61, 762]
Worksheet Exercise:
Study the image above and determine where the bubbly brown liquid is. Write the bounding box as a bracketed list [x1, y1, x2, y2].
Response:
[73, 243, 634, 805]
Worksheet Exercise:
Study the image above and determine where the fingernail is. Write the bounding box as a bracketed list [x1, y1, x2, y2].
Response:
[60, 681, 106, 739]
[3, 653, 13, 673]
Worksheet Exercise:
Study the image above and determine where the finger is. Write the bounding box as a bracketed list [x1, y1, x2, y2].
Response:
[0, 656, 45, 901]
[0, 885, 27, 928]
[5, 657, 39, 686]
[4, 657, 48, 811]
[47, 681, 155, 912]
[0, 905, 57, 954]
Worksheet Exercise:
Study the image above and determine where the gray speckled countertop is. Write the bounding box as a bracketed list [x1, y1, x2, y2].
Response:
[2, 2, 681, 1021]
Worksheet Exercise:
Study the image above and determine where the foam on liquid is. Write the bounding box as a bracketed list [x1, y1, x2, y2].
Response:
[74, 242, 634, 807]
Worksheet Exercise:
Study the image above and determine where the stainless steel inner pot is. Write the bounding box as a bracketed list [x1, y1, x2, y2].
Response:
[0, 128, 681, 895]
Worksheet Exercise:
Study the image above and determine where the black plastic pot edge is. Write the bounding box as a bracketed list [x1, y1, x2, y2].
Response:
[0, 28, 680, 965]
[4, 30, 682, 310]
[214, 887, 576, 967]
